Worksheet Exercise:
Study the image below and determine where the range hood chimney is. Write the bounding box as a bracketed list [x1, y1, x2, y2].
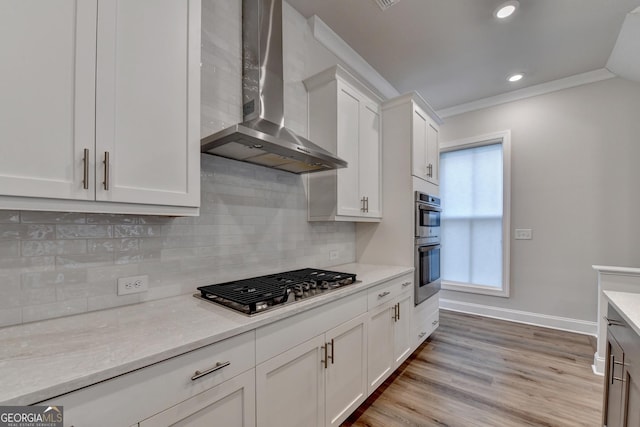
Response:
[201, 0, 348, 174]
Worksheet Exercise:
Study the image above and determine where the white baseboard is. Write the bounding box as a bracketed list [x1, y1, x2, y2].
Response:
[439, 298, 598, 336]
[593, 352, 606, 376]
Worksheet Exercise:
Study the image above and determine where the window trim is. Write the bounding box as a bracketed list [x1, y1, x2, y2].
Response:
[439, 130, 512, 298]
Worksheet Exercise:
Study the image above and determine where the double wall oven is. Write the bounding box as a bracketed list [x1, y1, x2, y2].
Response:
[415, 192, 441, 305]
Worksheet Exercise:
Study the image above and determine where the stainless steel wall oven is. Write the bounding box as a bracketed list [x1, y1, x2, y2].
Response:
[415, 192, 441, 305]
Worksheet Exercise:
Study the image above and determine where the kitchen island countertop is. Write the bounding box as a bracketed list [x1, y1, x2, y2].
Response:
[604, 290, 640, 337]
[0, 263, 413, 406]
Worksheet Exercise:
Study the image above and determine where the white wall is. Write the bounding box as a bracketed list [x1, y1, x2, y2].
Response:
[439, 77, 640, 323]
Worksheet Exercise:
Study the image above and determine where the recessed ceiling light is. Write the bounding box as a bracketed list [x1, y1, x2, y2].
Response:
[508, 73, 524, 82]
[494, 1, 519, 19]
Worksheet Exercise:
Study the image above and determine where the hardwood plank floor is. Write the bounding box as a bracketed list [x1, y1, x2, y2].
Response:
[343, 310, 603, 427]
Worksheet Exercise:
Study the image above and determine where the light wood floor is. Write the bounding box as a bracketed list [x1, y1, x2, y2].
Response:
[343, 310, 603, 427]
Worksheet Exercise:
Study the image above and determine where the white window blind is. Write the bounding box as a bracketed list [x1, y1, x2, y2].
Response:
[441, 142, 504, 289]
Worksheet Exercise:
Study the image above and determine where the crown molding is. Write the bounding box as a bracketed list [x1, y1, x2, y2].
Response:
[307, 15, 399, 100]
[437, 68, 616, 118]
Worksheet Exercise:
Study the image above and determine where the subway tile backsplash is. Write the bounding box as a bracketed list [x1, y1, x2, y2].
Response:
[0, 155, 356, 326]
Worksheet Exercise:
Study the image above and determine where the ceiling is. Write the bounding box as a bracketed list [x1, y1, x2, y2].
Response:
[286, 0, 640, 111]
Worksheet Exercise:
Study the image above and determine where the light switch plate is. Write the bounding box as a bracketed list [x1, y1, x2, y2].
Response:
[515, 229, 532, 240]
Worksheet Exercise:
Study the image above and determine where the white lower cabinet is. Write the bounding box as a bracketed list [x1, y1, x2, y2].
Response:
[366, 274, 414, 395]
[256, 313, 368, 427]
[36, 271, 424, 427]
[139, 369, 255, 427]
[393, 291, 414, 366]
[413, 293, 440, 348]
[39, 331, 255, 427]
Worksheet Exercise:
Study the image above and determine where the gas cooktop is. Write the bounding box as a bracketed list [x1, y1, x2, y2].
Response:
[195, 268, 357, 315]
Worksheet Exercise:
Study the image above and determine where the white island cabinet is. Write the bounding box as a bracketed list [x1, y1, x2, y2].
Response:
[304, 65, 382, 222]
[0, 0, 200, 216]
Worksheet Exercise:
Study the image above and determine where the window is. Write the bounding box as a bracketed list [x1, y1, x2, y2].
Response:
[439, 131, 511, 297]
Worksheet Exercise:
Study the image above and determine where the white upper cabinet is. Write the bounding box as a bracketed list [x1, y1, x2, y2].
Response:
[305, 65, 382, 222]
[0, 0, 200, 215]
[412, 105, 440, 185]
[0, 1, 98, 201]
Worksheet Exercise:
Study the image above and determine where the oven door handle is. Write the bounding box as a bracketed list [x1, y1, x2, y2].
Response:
[418, 244, 441, 252]
[417, 204, 442, 212]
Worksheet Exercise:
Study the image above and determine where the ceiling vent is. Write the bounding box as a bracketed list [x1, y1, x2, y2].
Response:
[374, 0, 400, 11]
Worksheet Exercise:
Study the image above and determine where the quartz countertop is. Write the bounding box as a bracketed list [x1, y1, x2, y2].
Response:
[603, 290, 640, 337]
[0, 263, 413, 406]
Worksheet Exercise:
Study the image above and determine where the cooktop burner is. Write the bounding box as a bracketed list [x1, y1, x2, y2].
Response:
[195, 268, 357, 315]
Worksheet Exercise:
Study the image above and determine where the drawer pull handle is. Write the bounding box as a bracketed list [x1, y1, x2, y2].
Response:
[432, 320, 439, 326]
[604, 316, 625, 327]
[191, 361, 230, 381]
[418, 332, 427, 338]
[378, 291, 391, 298]
[402, 281, 412, 287]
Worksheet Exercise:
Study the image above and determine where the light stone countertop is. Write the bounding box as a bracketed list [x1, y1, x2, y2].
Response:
[0, 263, 413, 406]
[604, 290, 640, 336]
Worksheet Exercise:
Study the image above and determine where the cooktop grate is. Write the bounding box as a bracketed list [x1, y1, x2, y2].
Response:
[196, 268, 357, 315]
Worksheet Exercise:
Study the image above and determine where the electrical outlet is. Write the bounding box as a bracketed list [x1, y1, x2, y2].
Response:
[117, 275, 149, 295]
[515, 229, 533, 240]
[329, 250, 339, 260]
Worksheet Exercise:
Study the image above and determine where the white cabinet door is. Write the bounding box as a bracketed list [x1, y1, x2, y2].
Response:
[393, 292, 413, 367]
[367, 302, 394, 395]
[0, 0, 97, 200]
[426, 123, 439, 185]
[336, 83, 362, 217]
[305, 66, 382, 222]
[412, 105, 439, 185]
[139, 369, 255, 427]
[412, 107, 428, 181]
[95, 0, 200, 207]
[325, 313, 368, 427]
[359, 102, 381, 218]
[256, 334, 325, 427]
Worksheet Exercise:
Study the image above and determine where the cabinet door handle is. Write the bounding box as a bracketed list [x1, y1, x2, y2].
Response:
[402, 281, 412, 287]
[327, 338, 334, 365]
[378, 291, 391, 299]
[103, 151, 110, 191]
[610, 354, 626, 384]
[365, 197, 369, 213]
[605, 317, 625, 327]
[82, 148, 90, 189]
[397, 302, 400, 321]
[321, 343, 328, 369]
[360, 197, 366, 212]
[191, 361, 230, 381]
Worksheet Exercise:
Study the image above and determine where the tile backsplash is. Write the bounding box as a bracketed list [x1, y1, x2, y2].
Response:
[0, 0, 357, 327]
[0, 155, 355, 326]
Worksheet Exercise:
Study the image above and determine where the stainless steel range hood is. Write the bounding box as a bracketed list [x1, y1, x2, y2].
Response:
[201, 0, 347, 174]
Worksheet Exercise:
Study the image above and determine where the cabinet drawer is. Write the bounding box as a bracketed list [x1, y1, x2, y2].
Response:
[414, 293, 439, 347]
[256, 291, 367, 364]
[367, 274, 413, 309]
[40, 331, 255, 427]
